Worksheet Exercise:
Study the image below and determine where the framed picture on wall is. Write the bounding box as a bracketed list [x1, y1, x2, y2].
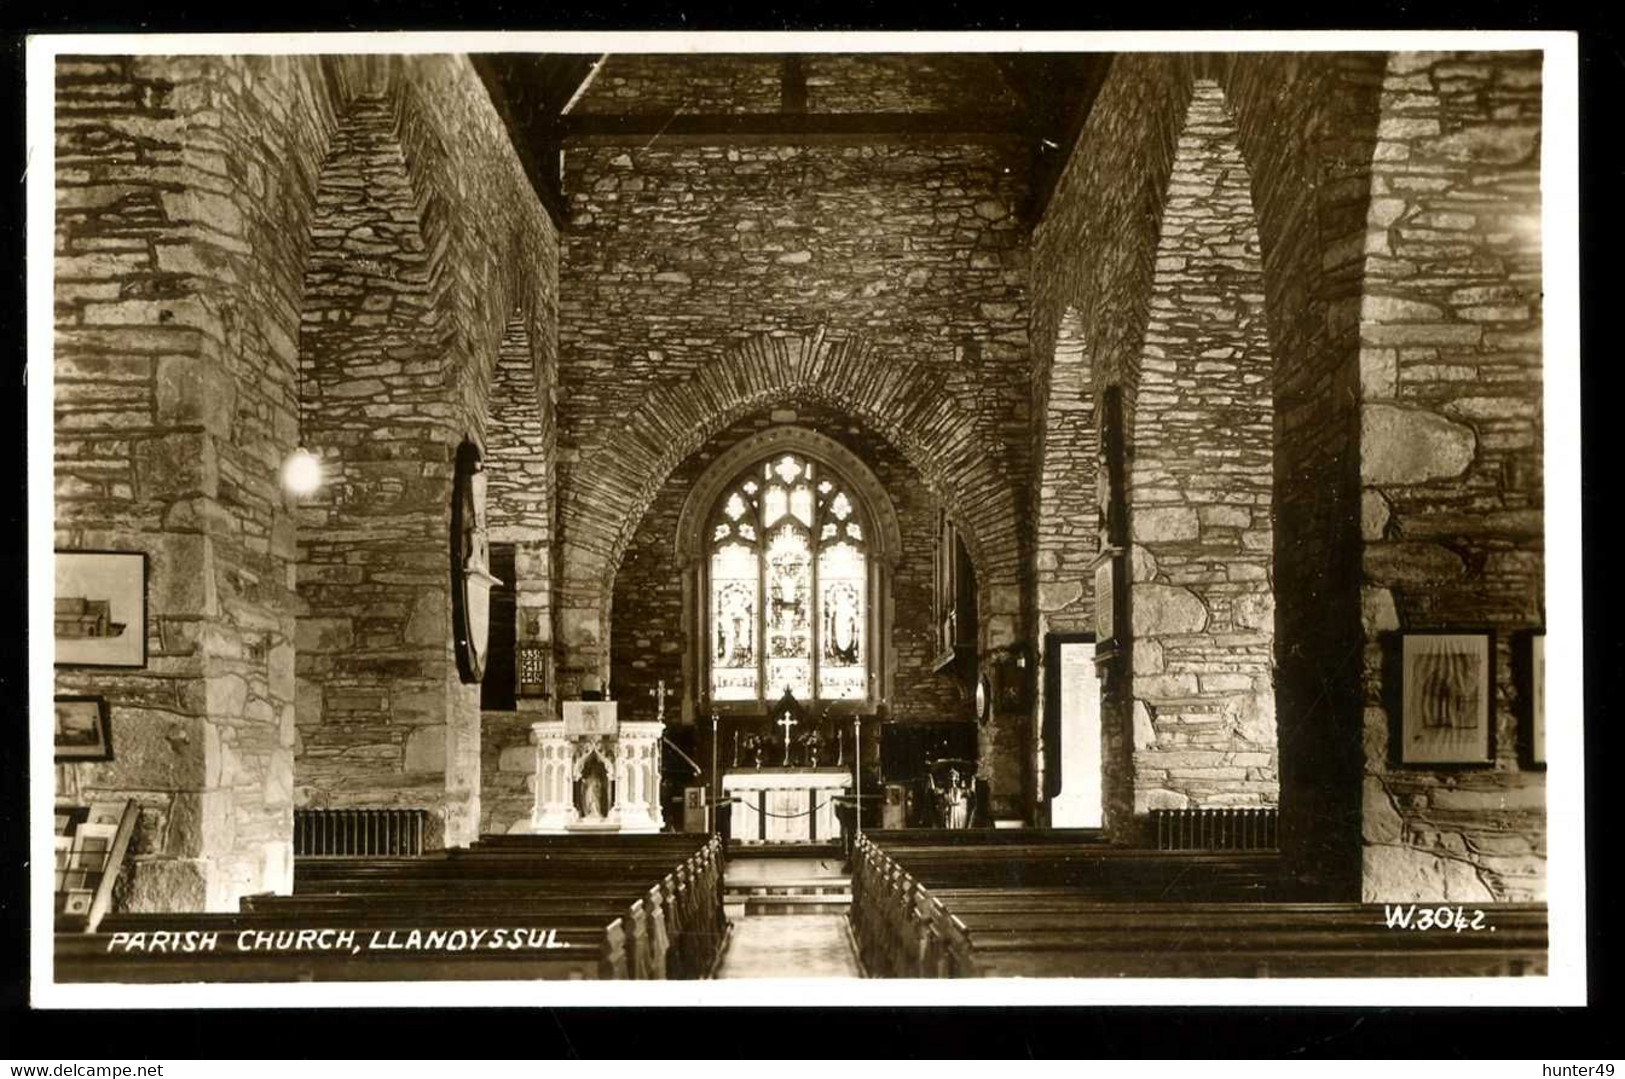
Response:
[54, 550, 146, 668]
[1400, 632, 1493, 765]
[54, 696, 112, 762]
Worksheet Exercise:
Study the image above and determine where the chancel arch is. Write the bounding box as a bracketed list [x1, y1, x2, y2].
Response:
[672, 425, 903, 721]
[554, 330, 1026, 700]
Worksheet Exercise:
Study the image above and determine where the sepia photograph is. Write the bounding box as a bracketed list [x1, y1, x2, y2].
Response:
[25, 28, 1584, 1012]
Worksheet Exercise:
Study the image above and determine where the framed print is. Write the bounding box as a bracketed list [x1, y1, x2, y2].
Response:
[55, 550, 146, 667]
[54, 696, 112, 762]
[1400, 632, 1492, 765]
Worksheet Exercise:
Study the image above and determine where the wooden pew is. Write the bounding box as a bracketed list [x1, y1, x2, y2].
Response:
[849, 835, 1287, 976]
[917, 896, 1549, 978]
[57, 834, 725, 983]
[935, 905, 1549, 978]
[59, 915, 625, 982]
[850, 833, 1546, 979]
[240, 889, 667, 980]
[290, 837, 725, 977]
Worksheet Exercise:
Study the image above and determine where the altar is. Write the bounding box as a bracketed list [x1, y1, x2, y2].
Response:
[723, 768, 852, 845]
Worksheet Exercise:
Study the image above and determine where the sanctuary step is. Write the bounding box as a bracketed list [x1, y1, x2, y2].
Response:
[723, 855, 851, 919]
[725, 841, 843, 859]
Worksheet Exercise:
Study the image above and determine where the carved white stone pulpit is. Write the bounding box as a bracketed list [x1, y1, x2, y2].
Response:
[614, 720, 663, 834]
[526, 702, 665, 834]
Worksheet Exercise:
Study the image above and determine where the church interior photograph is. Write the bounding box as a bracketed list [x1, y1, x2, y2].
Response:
[38, 38, 1565, 989]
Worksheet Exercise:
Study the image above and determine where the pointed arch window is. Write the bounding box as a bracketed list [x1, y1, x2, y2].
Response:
[707, 452, 870, 705]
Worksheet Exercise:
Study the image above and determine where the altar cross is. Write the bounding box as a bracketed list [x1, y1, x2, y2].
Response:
[777, 707, 799, 766]
[648, 679, 674, 723]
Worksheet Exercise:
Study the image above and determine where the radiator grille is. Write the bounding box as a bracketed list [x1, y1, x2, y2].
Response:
[294, 808, 429, 857]
[1151, 807, 1279, 851]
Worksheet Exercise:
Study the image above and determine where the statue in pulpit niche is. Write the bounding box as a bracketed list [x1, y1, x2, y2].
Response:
[582, 770, 605, 819]
[577, 750, 611, 821]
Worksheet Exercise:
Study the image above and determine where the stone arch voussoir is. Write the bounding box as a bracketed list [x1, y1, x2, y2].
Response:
[560, 331, 1024, 608]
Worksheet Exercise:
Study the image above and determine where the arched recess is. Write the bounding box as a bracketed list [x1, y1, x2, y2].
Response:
[1027, 53, 1384, 863]
[554, 329, 1026, 696]
[1121, 75, 1279, 822]
[1030, 307, 1101, 824]
[668, 425, 905, 720]
[478, 309, 555, 834]
[292, 79, 471, 842]
[1033, 309, 1099, 629]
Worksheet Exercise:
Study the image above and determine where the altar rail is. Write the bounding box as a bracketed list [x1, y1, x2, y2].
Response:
[294, 808, 430, 858]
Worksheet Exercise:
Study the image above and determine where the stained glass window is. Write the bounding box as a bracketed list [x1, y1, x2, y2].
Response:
[707, 451, 869, 705]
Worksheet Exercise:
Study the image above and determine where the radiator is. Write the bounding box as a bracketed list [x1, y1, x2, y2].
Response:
[1151, 807, 1279, 851]
[294, 808, 429, 858]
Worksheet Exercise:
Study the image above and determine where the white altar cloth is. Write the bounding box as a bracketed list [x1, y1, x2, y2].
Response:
[723, 768, 852, 845]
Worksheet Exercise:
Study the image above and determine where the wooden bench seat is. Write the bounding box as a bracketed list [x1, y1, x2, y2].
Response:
[850, 833, 1547, 979]
[57, 917, 625, 982]
[57, 835, 726, 983]
[236, 893, 671, 979]
[288, 849, 724, 977]
[929, 901, 1549, 978]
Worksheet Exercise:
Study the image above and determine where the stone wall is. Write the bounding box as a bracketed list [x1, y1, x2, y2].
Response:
[290, 58, 557, 848]
[1126, 80, 1278, 812]
[555, 79, 1035, 812]
[54, 54, 334, 911]
[1355, 51, 1545, 902]
[571, 54, 1023, 116]
[571, 56, 784, 115]
[480, 312, 556, 835]
[802, 55, 1022, 113]
[1033, 310, 1099, 638]
[610, 402, 964, 727]
[1029, 310, 1099, 819]
[1030, 52, 1397, 870]
[1029, 55, 1192, 836]
[54, 53, 556, 910]
[1219, 52, 1388, 894]
[1030, 50, 1542, 894]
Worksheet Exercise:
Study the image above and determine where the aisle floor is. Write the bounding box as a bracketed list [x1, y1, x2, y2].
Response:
[713, 914, 862, 979]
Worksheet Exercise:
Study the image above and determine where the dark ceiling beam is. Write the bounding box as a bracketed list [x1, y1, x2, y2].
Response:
[1011, 55, 1115, 226]
[781, 54, 807, 113]
[472, 53, 602, 227]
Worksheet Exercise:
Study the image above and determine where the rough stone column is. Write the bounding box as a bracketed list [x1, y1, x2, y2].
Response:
[1031, 310, 1101, 824]
[979, 579, 1029, 819]
[52, 55, 334, 911]
[1126, 79, 1279, 818]
[1356, 51, 1546, 902]
[480, 312, 557, 833]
